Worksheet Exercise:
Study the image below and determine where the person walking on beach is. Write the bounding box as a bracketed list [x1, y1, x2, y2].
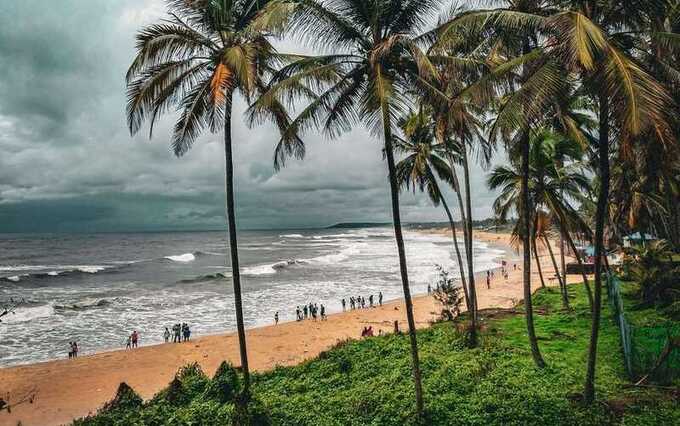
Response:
[486, 274, 491, 289]
[131, 330, 139, 348]
[369, 294, 374, 307]
[183, 324, 191, 342]
[274, 311, 279, 325]
[125, 335, 132, 349]
[320, 304, 326, 320]
[341, 298, 346, 311]
[164, 327, 170, 343]
[303, 304, 308, 319]
[379, 292, 383, 306]
[427, 284, 432, 295]
[350, 297, 355, 310]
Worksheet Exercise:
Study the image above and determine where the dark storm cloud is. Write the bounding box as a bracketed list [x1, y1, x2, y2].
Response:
[0, 1, 501, 233]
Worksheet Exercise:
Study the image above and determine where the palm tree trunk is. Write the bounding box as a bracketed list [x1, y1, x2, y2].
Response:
[381, 103, 424, 415]
[555, 217, 594, 310]
[223, 91, 250, 393]
[520, 132, 546, 368]
[560, 231, 567, 293]
[544, 235, 570, 309]
[533, 236, 546, 289]
[440, 195, 470, 310]
[461, 144, 478, 346]
[584, 93, 609, 404]
[449, 158, 472, 309]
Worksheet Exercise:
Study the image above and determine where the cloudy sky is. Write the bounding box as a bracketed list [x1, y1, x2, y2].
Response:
[0, 0, 502, 233]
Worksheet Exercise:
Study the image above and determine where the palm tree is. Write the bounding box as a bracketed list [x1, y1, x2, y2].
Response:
[256, 0, 452, 414]
[440, 0, 673, 397]
[125, 0, 300, 395]
[415, 60, 491, 346]
[488, 130, 592, 346]
[395, 111, 470, 310]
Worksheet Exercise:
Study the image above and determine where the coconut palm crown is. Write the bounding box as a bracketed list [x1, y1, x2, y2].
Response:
[125, 0, 302, 394]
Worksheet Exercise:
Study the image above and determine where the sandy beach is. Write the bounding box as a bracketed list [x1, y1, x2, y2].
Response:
[0, 231, 582, 426]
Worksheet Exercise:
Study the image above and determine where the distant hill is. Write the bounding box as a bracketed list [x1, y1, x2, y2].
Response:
[326, 222, 391, 229]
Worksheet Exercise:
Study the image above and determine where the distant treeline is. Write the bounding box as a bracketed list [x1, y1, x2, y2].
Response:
[327, 219, 517, 231]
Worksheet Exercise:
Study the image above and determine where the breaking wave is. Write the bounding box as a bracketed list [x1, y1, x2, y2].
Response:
[178, 272, 232, 284]
[3, 304, 56, 323]
[164, 253, 196, 262]
[0, 265, 116, 283]
[242, 259, 304, 276]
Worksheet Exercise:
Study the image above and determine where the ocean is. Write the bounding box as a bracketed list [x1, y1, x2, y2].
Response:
[0, 227, 506, 366]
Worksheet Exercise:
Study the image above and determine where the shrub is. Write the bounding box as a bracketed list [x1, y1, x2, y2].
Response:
[203, 361, 242, 403]
[100, 382, 142, 412]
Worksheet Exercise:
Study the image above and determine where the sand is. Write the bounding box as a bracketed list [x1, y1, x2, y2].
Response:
[0, 230, 582, 426]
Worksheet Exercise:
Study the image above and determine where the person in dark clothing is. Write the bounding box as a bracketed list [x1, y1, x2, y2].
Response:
[378, 292, 383, 306]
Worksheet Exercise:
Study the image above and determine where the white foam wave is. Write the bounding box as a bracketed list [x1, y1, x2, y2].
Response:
[6, 275, 21, 282]
[5, 304, 55, 323]
[77, 266, 106, 273]
[242, 260, 300, 276]
[303, 242, 366, 265]
[164, 253, 196, 262]
[279, 234, 305, 238]
[55, 298, 112, 310]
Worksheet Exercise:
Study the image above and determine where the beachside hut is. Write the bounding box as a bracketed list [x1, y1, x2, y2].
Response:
[623, 232, 658, 248]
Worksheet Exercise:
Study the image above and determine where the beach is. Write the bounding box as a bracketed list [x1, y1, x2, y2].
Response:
[0, 231, 581, 426]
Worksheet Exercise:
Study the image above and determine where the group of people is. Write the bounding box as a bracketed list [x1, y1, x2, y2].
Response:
[67, 341, 79, 358]
[294, 302, 327, 321]
[125, 330, 140, 349]
[341, 292, 383, 311]
[164, 323, 191, 343]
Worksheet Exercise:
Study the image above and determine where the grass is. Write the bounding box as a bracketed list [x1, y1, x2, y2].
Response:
[618, 280, 680, 384]
[75, 285, 679, 425]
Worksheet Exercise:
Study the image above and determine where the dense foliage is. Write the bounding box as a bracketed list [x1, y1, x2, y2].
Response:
[622, 241, 680, 315]
[75, 285, 678, 425]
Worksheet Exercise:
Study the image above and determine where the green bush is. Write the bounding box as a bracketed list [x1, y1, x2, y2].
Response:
[203, 361, 242, 403]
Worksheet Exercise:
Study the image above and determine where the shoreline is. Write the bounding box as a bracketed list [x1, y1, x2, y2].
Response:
[0, 230, 575, 426]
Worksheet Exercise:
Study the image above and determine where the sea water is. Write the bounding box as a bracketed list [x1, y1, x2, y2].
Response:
[0, 228, 505, 366]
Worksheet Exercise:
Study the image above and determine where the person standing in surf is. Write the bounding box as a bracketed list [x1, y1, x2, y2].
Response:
[274, 311, 279, 325]
[131, 330, 139, 348]
[163, 327, 170, 343]
[379, 292, 383, 306]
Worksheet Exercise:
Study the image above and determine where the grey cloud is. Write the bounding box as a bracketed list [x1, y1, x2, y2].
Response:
[0, 0, 501, 233]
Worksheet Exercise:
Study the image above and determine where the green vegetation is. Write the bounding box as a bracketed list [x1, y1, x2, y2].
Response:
[75, 285, 679, 425]
[618, 280, 680, 385]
